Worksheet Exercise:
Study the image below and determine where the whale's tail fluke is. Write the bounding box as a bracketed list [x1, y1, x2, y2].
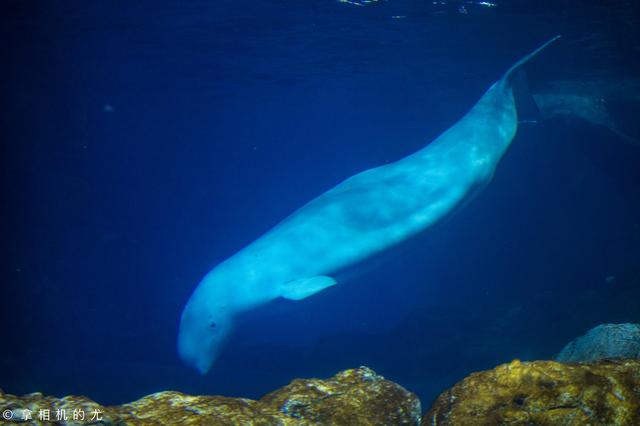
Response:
[502, 35, 561, 84]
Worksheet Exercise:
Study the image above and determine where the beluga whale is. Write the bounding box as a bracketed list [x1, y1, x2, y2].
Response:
[178, 36, 561, 373]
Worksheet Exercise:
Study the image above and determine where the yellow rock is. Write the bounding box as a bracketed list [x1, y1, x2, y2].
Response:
[424, 359, 640, 426]
[260, 367, 422, 425]
[7, 361, 639, 425]
[0, 367, 421, 425]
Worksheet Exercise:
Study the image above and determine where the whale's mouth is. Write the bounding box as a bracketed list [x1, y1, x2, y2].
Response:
[177, 333, 214, 374]
[193, 355, 213, 375]
[177, 303, 232, 374]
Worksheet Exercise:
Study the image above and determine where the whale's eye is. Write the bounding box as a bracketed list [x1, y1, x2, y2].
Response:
[210, 322, 217, 329]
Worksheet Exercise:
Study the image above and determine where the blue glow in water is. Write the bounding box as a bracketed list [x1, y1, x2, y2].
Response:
[2, 0, 639, 407]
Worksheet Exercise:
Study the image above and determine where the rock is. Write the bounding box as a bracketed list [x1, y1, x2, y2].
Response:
[0, 391, 119, 424]
[555, 323, 640, 363]
[113, 393, 281, 425]
[424, 359, 640, 426]
[0, 367, 421, 425]
[260, 367, 421, 425]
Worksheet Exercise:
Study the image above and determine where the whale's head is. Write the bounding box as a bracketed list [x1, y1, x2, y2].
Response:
[177, 276, 234, 374]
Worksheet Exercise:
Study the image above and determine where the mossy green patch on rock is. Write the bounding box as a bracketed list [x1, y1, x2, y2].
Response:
[424, 359, 640, 426]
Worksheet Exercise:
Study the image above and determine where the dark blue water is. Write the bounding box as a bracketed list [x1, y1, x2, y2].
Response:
[2, 0, 639, 407]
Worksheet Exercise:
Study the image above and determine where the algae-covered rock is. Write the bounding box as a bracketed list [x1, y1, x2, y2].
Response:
[556, 323, 640, 363]
[424, 359, 640, 426]
[0, 390, 120, 424]
[113, 392, 281, 425]
[0, 367, 420, 425]
[261, 367, 421, 425]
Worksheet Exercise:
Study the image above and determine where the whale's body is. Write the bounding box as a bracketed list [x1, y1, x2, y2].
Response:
[178, 37, 560, 373]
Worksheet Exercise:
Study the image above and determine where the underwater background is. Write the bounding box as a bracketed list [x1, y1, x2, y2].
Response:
[2, 0, 639, 407]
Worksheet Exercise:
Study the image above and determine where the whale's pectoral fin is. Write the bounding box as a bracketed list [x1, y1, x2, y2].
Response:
[280, 276, 337, 301]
